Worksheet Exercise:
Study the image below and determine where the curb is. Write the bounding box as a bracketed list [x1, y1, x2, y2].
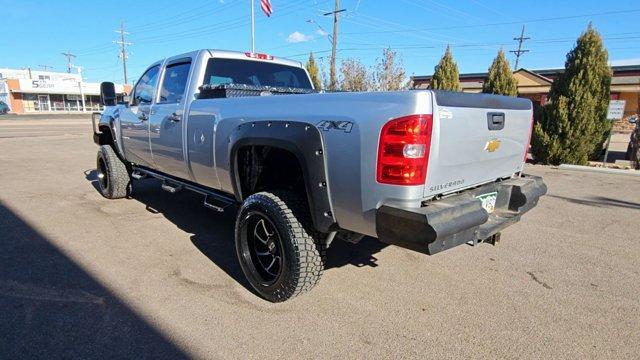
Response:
[559, 164, 640, 177]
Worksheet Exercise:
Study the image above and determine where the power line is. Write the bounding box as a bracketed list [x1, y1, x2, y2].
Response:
[114, 22, 132, 84]
[38, 65, 53, 71]
[61, 51, 76, 73]
[510, 25, 530, 69]
[280, 34, 640, 58]
[342, 8, 640, 35]
[71, 0, 326, 58]
[324, 0, 346, 90]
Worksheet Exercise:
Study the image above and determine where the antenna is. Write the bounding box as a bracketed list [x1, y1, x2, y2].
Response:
[510, 25, 530, 70]
[114, 21, 132, 84]
[61, 51, 76, 73]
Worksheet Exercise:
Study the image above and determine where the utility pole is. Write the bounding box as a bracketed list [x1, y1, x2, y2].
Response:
[61, 51, 76, 73]
[510, 25, 530, 70]
[74, 66, 86, 113]
[114, 21, 132, 84]
[323, 1, 346, 91]
[38, 65, 53, 71]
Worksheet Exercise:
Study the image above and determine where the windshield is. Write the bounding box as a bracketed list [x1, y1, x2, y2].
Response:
[202, 58, 312, 89]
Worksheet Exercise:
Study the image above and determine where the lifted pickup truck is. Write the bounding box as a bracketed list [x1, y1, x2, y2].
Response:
[93, 49, 546, 302]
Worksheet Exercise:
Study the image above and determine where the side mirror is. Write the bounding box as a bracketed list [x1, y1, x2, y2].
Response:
[100, 82, 117, 106]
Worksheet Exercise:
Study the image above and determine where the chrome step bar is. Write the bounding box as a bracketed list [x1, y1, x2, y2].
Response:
[161, 181, 182, 193]
[131, 170, 146, 180]
[203, 195, 229, 212]
[132, 166, 237, 212]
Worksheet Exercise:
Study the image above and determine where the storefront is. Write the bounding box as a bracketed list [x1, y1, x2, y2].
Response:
[0, 68, 128, 114]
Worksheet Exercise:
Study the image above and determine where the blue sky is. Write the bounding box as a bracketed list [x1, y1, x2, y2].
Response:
[1, 0, 639, 84]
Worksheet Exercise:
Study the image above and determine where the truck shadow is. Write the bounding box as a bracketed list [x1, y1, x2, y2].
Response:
[548, 194, 640, 210]
[85, 173, 389, 291]
[0, 202, 190, 359]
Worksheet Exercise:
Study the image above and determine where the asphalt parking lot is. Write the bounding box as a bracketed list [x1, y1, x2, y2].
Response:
[1, 116, 639, 359]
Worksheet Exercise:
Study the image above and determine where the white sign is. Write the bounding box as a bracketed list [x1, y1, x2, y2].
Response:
[16, 79, 124, 96]
[607, 100, 626, 120]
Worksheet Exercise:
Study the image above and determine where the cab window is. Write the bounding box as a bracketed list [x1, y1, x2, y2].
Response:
[131, 65, 160, 106]
[202, 58, 312, 89]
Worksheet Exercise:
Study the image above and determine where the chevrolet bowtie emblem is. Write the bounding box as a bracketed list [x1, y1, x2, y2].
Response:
[485, 139, 501, 152]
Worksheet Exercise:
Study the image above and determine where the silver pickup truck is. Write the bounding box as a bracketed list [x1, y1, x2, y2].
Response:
[93, 49, 546, 302]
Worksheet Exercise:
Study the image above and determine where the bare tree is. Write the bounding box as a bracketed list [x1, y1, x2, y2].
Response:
[373, 48, 406, 91]
[339, 58, 371, 91]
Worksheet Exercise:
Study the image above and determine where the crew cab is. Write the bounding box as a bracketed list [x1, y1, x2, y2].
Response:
[93, 49, 546, 302]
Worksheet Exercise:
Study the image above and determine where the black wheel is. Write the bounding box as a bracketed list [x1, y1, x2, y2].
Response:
[235, 191, 325, 302]
[96, 145, 131, 199]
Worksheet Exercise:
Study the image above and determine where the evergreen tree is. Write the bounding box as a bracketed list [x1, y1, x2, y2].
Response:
[305, 52, 322, 90]
[482, 49, 518, 96]
[532, 24, 612, 165]
[430, 46, 461, 91]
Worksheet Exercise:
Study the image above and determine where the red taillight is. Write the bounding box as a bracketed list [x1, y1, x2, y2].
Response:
[245, 52, 274, 60]
[377, 114, 433, 185]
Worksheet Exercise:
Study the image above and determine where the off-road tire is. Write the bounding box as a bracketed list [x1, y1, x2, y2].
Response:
[235, 191, 325, 302]
[96, 145, 131, 199]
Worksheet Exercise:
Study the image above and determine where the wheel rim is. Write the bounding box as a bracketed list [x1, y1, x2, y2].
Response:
[241, 212, 283, 284]
[97, 157, 109, 191]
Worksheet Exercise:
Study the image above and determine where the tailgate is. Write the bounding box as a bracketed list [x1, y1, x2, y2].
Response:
[424, 91, 533, 197]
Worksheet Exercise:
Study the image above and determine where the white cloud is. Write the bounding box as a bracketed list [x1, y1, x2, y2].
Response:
[315, 29, 329, 37]
[286, 31, 314, 43]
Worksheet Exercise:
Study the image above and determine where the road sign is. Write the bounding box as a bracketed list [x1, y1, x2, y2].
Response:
[607, 100, 626, 120]
[603, 99, 627, 166]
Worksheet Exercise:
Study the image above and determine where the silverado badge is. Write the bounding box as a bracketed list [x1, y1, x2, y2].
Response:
[485, 139, 501, 153]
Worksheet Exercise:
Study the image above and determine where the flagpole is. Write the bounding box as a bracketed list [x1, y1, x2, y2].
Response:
[250, 0, 255, 53]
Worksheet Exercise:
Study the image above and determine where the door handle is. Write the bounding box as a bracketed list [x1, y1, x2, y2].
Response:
[138, 113, 149, 121]
[168, 112, 182, 122]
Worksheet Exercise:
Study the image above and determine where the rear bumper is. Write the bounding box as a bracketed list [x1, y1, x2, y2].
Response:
[375, 174, 547, 255]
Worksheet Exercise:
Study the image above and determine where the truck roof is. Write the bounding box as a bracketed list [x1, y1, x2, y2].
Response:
[207, 49, 303, 68]
[148, 49, 303, 70]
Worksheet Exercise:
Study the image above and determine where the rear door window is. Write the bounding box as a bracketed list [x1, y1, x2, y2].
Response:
[159, 61, 191, 104]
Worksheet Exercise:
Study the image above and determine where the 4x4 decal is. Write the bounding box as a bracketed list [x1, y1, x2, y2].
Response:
[316, 120, 354, 133]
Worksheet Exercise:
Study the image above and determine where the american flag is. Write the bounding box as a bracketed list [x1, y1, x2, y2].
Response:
[260, 0, 273, 17]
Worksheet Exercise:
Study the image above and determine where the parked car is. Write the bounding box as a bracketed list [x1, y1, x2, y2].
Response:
[0, 101, 9, 114]
[92, 49, 546, 302]
[626, 116, 639, 169]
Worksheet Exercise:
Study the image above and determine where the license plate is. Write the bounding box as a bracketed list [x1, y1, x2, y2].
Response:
[476, 191, 498, 213]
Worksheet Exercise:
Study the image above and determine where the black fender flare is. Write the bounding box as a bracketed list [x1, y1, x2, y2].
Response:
[93, 117, 115, 146]
[229, 120, 336, 233]
[93, 115, 127, 163]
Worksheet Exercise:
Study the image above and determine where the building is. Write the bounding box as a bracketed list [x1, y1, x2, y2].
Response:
[0, 68, 129, 114]
[411, 64, 640, 120]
